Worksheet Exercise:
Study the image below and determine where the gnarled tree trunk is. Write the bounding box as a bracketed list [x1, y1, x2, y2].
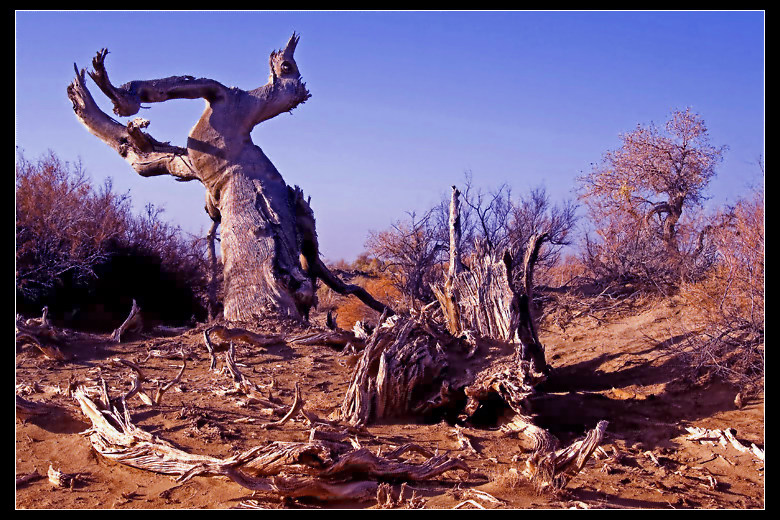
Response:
[67, 35, 391, 323]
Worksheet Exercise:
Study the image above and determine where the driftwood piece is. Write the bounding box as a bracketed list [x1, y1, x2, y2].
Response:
[16, 310, 68, 361]
[527, 420, 609, 492]
[70, 384, 468, 502]
[685, 426, 764, 462]
[111, 299, 143, 342]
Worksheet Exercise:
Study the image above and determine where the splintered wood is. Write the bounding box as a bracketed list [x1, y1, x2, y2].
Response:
[685, 426, 764, 463]
[15, 308, 68, 361]
[70, 382, 468, 503]
[339, 314, 452, 427]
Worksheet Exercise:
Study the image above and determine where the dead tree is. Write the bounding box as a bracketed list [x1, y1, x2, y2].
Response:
[67, 34, 391, 323]
[432, 187, 548, 373]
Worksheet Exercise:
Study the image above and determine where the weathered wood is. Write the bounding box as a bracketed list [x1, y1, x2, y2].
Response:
[110, 299, 143, 342]
[15, 311, 68, 361]
[433, 185, 549, 373]
[71, 383, 468, 502]
[339, 315, 452, 426]
[67, 36, 391, 323]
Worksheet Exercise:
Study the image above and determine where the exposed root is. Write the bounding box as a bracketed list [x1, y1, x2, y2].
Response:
[204, 325, 284, 371]
[70, 383, 469, 503]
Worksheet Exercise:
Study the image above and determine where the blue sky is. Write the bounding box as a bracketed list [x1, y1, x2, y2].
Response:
[15, 10, 765, 261]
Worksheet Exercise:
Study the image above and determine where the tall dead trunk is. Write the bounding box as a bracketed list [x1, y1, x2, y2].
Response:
[67, 35, 392, 323]
[206, 220, 220, 321]
[432, 186, 548, 373]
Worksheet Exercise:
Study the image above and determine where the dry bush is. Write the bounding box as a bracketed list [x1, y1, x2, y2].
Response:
[365, 210, 446, 310]
[675, 188, 764, 387]
[16, 150, 129, 303]
[332, 274, 402, 330]
[16, 150, 212, 328]
[316, 256, 402, 330]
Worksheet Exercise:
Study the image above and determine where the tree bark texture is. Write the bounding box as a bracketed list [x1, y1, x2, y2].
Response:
[432, 187, 548, 373]
[67, 35, 391, 323]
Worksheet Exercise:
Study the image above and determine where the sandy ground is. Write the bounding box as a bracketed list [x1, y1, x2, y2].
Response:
[15, 300, 764, 509]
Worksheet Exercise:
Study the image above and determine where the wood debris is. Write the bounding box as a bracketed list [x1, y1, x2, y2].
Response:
[70, 382, 469, 503]
[685, 426, 764, 462]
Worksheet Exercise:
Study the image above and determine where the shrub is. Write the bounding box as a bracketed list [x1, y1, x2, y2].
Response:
[677, 187, 764, 387]
[16, 150, 212, 329]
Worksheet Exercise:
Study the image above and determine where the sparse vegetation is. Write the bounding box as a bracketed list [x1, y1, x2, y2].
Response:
[16, 109, 763, 509]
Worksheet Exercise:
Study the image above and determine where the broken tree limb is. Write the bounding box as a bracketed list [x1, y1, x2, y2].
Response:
[204, 325, 283, 371]
[112, 353, 185, 406]
[312, 257, 395, 317]
[527, 420, 609, 492]
[110, 299, 143, 342]
[16, 311, 68, 361]
[260, 383, 304, 429]
[223, 342, 286, 413]
[71, 383, 469, 502]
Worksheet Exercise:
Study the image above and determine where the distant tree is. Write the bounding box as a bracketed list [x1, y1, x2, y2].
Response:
[579, 108, 725, 251]
[578, 108, 726, 285]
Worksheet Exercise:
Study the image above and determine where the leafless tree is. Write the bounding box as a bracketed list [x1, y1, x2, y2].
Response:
[67, 34, 390, 322]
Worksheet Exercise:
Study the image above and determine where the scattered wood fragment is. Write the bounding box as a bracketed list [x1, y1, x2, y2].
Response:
[47, 465, 78, 488]
[685, 426, 764, 463]
[15, 310, 68, 361]
[15, 470, 42, 487]
[260, 383, 304, 429]
[223, 342, 287, 414]
[452, 425, 481, 457]
[71, 383, 468, 503]
[453, 499, 486, 509]
[525, 420, 609, 492]
[111, 299, 143, 342]
[112, 353, 186, 406]
[16, 395, 52, 419]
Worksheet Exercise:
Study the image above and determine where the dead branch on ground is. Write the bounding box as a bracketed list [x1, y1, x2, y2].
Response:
[70, 383, 468, 503]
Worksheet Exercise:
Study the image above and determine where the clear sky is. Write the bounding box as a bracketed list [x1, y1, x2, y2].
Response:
[15, 10, 765, 262]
